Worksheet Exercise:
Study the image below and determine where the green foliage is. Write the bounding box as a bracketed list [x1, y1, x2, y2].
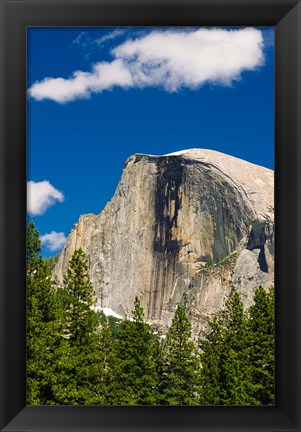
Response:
[98, 311, 123, 339]
[44, 253, 60, 272]
[52, 248, 104, 405]
[161, 305, 200, 405]
[244, 286, 274, 405]
[109, 297, 160, 405]
[62, 248, 99, 344]
[27, 221, 62, 405]
[217, 287, 250, 405]
[199, 286, 274, 406]
[107, 316, 123, 339]
[199, 287, 252, 405]
[27, 222, 274, 406]
[198, 314, 223, 405]
[205, 259, 213, 268]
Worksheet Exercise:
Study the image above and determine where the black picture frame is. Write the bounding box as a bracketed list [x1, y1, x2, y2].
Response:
[0, 0, 300, 431]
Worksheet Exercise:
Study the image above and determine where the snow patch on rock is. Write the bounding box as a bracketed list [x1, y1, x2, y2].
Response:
[93, 305, 123, 320]
[163, 149, 193, 156]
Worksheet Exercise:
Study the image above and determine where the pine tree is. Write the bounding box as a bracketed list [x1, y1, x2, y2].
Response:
[199, 287, 254, 405]
[218, 287, 249, 405]
[244, 286, 274, 405]
[27, 221, 62, 404]
[62, 249, 98, 344]
[52, 248, 104, 405]
[162, 305, 200, 405]
[198, 315, 223, 405]
[97, 319, 116, 404]
[109, 297, 160, 405]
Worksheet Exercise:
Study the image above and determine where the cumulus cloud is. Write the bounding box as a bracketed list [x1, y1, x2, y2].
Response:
[114, 27, 264, 90]
[28, 27, 264, 103]
[40, 231, 67, 252]
[27, 180, 64, 216]
[29, 59, 133, 103]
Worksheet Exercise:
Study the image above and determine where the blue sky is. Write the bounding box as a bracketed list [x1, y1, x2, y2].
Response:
[27, 27, 274, 256]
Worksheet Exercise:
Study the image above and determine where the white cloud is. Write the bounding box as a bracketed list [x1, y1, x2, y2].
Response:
[28, 27, 264, 103]
[71, 29, 125, 49]
[114, 27, 264, 90]
[28, 59, 133, 103]
[71, 31, 87, 47]
[27, 180, 64, 216]
[40, 231, 67, 252]
[95, 29, 125, 46]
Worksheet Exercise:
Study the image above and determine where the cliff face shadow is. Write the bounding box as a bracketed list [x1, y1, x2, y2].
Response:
[247, 225, 268, 273]
[153, 157, 184, 254]
[149, 157, 184, 319]
[257, 245, 268, 273]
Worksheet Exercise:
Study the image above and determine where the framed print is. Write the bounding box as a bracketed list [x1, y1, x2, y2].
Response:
[0, 0, 300, 431]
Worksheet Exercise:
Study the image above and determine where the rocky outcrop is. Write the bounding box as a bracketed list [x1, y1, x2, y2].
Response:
[185, 219, 274, 339]
[53, 149, 274, 335]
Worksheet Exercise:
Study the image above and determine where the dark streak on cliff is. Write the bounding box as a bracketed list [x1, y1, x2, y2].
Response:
[153, 157, 184, 253]
[149, 157, 184, 319]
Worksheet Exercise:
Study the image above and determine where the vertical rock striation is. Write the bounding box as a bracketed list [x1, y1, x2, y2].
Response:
[53, 149, 274, 335]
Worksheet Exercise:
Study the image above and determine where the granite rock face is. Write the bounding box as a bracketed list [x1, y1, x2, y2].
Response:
[53, 149, 274, 335]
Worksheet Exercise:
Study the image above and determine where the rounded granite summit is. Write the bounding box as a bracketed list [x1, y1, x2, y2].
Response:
[164, 148, 274, 221]
[53, 148, 274, 336]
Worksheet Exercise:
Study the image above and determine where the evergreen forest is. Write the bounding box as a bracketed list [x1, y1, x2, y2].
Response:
[27, 221, 274, 406]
